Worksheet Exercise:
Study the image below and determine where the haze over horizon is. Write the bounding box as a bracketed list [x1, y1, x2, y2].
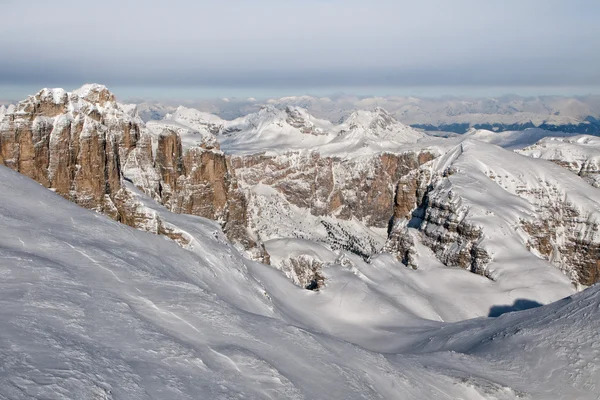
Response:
[1, 0, 599, 101]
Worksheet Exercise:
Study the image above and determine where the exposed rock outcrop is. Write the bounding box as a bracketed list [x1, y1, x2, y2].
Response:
[0, 85, 266, 261]
[231, 151, 435, 228]
[0, 87, 125, 216]
[386, 168, 492, 277]
[386, 141, 600, 286]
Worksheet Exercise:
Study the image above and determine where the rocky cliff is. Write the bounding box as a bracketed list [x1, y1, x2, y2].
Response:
[0, 85, 266, 261]
[0, 86, 125, 218]
[229, 150, 434, 262]
[386, 141, 600, 286]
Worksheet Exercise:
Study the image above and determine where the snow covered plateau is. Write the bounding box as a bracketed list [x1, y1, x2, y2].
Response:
[1, 85, 599, 399]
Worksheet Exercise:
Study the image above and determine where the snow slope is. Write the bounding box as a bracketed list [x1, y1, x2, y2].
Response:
[419, 139, 600, 285]
[219, 106, 336, 154]
[218, 106, 425, 156]
[463, 128, 580, 150]
[2, 164, 599, 399]
[165, 106, 225, 135]
[518, 135, 600, 187]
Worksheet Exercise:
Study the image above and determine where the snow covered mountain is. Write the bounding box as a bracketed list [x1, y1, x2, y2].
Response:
[217, 105, 425, 156]
[218, 105, 336, 154]
[2, 85, 599, 289]
[140, 94, 600, 134]
[2, 84, 600, 398]
[267, 94, 600, 134]
[1, 150, 599, 399]
[518, 135, 600, 188]
[386, 139, 600, 286]
[328, 107, 423, 151]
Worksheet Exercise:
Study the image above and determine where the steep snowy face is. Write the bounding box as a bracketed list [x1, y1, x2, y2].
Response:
[283, 105, 333, 135]
[463, 127, 580, 150]
[219, 105, 335, 154]
[166, 105, 225, 135]
[518, 135, 600, 188]
[333, 107, 424, 147]
[387, 139, 600, 286]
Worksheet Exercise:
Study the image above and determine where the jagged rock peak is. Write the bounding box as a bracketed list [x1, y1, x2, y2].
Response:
[11, 84, 120, 119]
[72, 83, 115, 106]
[284, 105, 332, 135]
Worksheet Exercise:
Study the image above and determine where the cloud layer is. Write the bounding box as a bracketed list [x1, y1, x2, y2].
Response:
[1, 0, 599, 89]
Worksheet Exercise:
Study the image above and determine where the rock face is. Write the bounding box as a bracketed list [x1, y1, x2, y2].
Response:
[0, 85, 265, 261]
[230, 150, 435, 258]
[0, 86, 126, 218]
[386, 141, 600, 286]
[386, 167, 491, 276]
[232, 151, 434, 227]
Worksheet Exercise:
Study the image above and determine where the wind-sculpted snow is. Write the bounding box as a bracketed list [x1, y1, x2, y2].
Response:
[1, 165, 599, 399]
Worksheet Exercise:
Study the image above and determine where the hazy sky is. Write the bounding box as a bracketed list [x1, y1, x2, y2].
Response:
[1, 0, 599, 99]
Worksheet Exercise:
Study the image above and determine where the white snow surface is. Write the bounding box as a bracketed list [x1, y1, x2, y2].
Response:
[1, 164, 599, 399]
[219, 105, 336, 155]
[424, 139, 600, 284]
[218, 105, 425, 156]
[462, 128, 580, 150]
[265, 94, 600, 127]
[517, 135, 600, 186]
[145, 119, 220, 150]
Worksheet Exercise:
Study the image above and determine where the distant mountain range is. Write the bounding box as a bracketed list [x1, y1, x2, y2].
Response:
[132, 94, 600, 135]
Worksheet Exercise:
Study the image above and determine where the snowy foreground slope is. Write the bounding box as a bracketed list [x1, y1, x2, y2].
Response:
[1, 165, 599, 399]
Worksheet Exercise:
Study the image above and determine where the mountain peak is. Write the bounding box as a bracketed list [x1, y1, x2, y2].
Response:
[72, 83, 115, 106]
[335, 107, 423, 146]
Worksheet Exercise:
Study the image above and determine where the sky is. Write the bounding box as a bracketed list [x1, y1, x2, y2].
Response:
[1, 0, 600, 100]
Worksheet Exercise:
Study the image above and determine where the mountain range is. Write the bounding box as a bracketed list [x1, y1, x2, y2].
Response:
[131, 94, 600, 135]
[1, 84, 599, 399]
